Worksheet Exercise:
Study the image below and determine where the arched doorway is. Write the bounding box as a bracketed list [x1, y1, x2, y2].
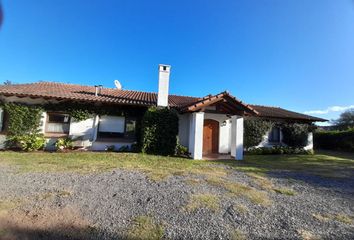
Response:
[203, 119, 219, 155]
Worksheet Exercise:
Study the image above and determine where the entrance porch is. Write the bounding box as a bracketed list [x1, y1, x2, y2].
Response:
[179, 92, 258, 160]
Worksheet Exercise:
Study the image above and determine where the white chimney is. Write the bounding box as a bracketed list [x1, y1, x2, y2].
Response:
[157, 64, 171, 107]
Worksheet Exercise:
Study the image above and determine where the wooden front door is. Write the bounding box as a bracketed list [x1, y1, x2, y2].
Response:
[203, 119, 219, 154]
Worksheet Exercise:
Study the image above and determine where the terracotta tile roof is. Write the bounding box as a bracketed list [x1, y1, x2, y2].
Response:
[0, 81, 198, 107]
[180, 91, 258, 115]
[0, 81, 326, 122]
[249, 104, 327, 122]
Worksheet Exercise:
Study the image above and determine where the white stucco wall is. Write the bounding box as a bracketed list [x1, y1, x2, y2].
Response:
[304, 132, 314, 150]
[178, 113, 190, 147]
[256, 128, 285, 148]
[255, 129, 313, 150]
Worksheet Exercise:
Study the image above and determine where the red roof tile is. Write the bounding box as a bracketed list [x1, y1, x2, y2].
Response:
[0, 81, 326, 122]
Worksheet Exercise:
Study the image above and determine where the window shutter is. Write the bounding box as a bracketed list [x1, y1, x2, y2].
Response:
[99, 116, 125, 133]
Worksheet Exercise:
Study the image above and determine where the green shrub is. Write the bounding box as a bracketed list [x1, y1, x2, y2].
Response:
[246, 146, 313, 155]
[314, 129, 354, 152]
[3, 103, 44, 151]
[6, 134, 46, 151]
[141, 107, 179, 156]
[244, 118, 273, 148]
[55, 138, 74, 151]
[3, 103, 43, 136]
[282, 123, 310, 148]
[175, 142, 190, 157]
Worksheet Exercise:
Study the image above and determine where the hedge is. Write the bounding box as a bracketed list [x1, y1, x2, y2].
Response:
[141, 107, 179, 156]
[314, 129, 354, 152]
[244, 118, 312, 148]
[244, 118, 273, 148]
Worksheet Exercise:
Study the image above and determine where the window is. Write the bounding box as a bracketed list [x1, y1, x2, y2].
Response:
[98, 116, 137, 139]
[46, 113, 70, 134]
[98, 116, 125, 138]
[268, 127, 281, 143]
[125, 117, 137, 138]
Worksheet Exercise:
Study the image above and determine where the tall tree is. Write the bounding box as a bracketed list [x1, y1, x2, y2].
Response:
[332, 109, 354, 130]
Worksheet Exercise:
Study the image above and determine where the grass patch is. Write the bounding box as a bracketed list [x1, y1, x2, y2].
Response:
[39, 190, 72, 200]
[184, 178, 202, 185]
[206, 176, 272, 206]
[0, 151, 353, 181]
[334, 214, 353, 225]
[230, 229, 247, 240]
[0, 199, 21, 216]
[273, 187, 296, 196]
[215, 151, 354, 179]
[185, 194, 220, 212]
[298, 229, 321, 240]
[312, 212, 353, 225]
[127, 216, 164, 240]
[235, 204, 248, 214]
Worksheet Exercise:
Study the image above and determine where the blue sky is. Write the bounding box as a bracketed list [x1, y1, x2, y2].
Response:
[0, 0, 353, 125]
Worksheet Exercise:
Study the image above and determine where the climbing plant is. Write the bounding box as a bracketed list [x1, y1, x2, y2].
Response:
[3, 103, 43, 136]
[3, 103, 45, 151]
[281, 123, 313, 148]
[244, 117, 274, 149]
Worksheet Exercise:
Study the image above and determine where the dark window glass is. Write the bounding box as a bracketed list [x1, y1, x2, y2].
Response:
[46, 113, 70, 133]
[125, 118, 136, 138]
[269, 127, 280, 143]
[48, 113, 70, 123]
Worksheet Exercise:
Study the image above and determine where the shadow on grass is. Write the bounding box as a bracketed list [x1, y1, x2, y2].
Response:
[207, 152, 354, 193]
[0, 225, 147, 240]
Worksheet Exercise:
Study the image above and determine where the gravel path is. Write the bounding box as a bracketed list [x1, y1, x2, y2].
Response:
[0, 165, 353, 239]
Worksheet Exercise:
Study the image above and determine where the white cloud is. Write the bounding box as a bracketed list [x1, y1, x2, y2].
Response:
[304, 105, 354, 115]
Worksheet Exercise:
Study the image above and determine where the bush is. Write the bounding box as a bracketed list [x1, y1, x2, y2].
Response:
[55, 138, 74, 151]
[6, 134, 46, 151]
[244, 118, 273, 148]
[141, 107, 179, 156]
[282, 123, 310, 148]
[314, 129, 354, 152]
[175, 142, 190, 157]
[246, 146, 313, 155]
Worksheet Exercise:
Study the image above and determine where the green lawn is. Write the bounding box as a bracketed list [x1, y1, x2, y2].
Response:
[0, 150, 353, 180]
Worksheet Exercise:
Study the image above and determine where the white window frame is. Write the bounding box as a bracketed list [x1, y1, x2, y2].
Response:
[0, 108, 3, 131]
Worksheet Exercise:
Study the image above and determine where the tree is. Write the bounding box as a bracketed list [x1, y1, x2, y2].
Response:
[332, 109, 354, 130]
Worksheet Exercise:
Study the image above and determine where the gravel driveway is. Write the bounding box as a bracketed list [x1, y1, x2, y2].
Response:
[0, 164, 353, 239]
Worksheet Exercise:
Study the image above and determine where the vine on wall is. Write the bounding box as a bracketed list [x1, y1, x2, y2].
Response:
[244, 117, 314, 148]
[244, 118, 274, 148]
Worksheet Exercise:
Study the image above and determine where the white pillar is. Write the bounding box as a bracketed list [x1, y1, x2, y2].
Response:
[92, 115, 100, 142]
[304, 132, 313, 150]
[188, 112, 204, 160]
[231, 116, 244, 160]
[38, 112, 47, 134]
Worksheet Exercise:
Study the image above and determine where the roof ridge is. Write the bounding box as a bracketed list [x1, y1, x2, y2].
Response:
[249, 103, 281, 108]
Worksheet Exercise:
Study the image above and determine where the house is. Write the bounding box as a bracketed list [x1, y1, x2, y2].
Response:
[0, 65, 326, 159]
